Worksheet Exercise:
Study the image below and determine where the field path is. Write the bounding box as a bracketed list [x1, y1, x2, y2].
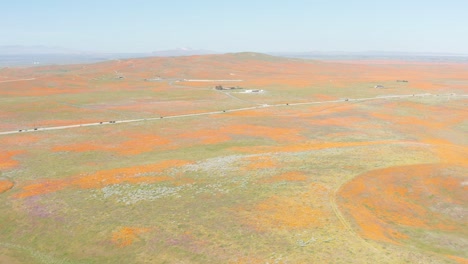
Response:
[329, 179, 393, 262]
[0, 93, 466, 136]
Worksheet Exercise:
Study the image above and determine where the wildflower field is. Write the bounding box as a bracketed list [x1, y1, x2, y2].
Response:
[0, 53, 467, 263]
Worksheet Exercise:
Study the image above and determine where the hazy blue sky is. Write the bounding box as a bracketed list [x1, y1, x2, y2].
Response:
[2, 0, 467, 53]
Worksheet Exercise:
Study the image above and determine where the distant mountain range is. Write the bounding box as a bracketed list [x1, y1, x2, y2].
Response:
[269, 51, 468, 61]
[271, 50, 468, 57]
[151, 48, 218, 57]
[1, 46, 467, 67]
[0, 46, 219, 67]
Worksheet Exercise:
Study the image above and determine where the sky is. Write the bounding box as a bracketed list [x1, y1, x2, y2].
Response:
[2, 0, 468, 54]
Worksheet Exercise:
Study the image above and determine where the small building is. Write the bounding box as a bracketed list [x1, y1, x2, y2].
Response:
[215, 85, 243, 90]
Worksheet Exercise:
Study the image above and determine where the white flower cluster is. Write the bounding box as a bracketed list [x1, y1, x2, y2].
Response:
[101, 184, 187, 205]
[194, 183, 229, 194]
[181, 155, 248, 175]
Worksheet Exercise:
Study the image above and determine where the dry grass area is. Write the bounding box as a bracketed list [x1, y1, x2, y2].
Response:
[0, 53, 467, 263]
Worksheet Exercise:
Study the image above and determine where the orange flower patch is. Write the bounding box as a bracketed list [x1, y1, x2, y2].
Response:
[111, 227, 151, 247]
[313, 94, 337, 101]
[349, 207, 408, 244]
[433, 146, 468, 165]
[247, 196, 323, 230]
[312, 116, 367, 127]
[0, 179, 14, 193]
[179, 129, 231, 145]
[225, 124, 304, 142]
[0, 150, 24, 169]
[177, 81, 226, 88]
[0, 87, 79, 96]
[220, 109, 272, 118]
[112, 134, 172, 155]
[423, 138, 468, 165]
[244, 156, 277, 170]
[338, 164, 465, 244]
[239, 183, 329, 231]
[447, 255, 468, 264]
[180, 124, 305, 145]
[1, 134, 43, 147]
[53, 134, 172, 155]
[14, 160, 191, 198]
[53, 142, 101, 153]
[262, 171, 307, 183]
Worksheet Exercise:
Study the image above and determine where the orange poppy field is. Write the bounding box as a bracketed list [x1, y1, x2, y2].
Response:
[0, 53, 467, 263]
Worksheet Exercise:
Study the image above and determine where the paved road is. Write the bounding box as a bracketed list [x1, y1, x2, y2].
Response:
[0, 93, 466, 136]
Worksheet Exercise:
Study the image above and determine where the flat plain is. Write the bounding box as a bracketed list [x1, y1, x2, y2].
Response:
[0, 53, 467, 263]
